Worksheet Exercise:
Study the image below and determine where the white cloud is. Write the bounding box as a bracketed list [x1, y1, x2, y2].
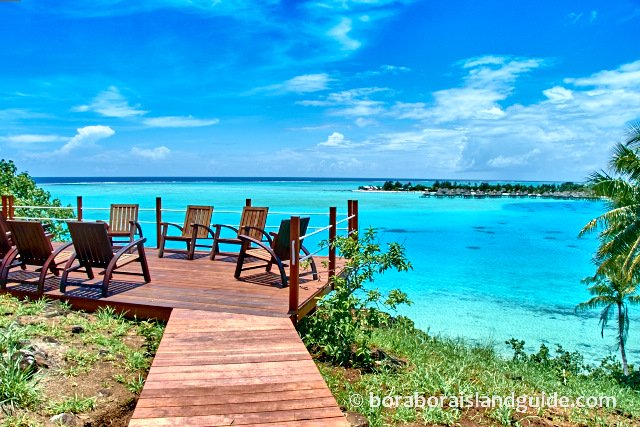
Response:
[391, 56, 545, 124]
[282, 74, 332, 93]
[1, 134, 66, 143]
[543, 86, 573, 103]
[487, 149, 541, 167]
[252, 73, 332, 95]
[143, 116, 219, 128]
[319, 132, 349, 147]
[131, 146, 171, 160]
[565, 60, 640, 88]
[299, 87, 388, 122]
[73, 86, 147, 118]
[59, 125, 115, 153]
[327, 17, 361, 51]
[355, 117, 377, 127]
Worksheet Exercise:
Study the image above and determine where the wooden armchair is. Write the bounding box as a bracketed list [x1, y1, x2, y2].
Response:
[1, 220, 73, 293]
[234, 217, 318, 288]
[107, 204, 143, 246]
[158, 205, 215, 260]
[212, 206, 268, 260]
[61, 221, 150, 297]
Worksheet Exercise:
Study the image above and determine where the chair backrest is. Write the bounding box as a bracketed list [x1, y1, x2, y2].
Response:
[67, 221, 114, 268]
[0, 213, 13, 258]
[6, 220, 53, 266]
[109, 204, 139, 234]
[238, 207, 269, 241]
[272, 217, 310, 261]
[182, 205, 214, 238]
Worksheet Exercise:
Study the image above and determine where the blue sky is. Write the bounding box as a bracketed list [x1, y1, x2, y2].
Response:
[1, 0, 639, 180]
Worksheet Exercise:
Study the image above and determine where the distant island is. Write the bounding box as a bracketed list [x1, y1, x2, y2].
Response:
[358, 180, 597, 200]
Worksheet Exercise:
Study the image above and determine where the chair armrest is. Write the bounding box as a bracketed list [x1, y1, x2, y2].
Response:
[52, 241, 73, 258]
[214, 223, 240, 236]
[238, 234, 276, 256]
[192, 223, 216, 239]
[113, 237, 147, 259]
[160, 222, 183, 234]
[129, 220, 144, 237]
[241, 226, 273, 244]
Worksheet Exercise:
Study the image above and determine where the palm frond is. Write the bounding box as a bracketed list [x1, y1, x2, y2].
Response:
[599, 303, 614, 337]
[625, 121, 640, 148]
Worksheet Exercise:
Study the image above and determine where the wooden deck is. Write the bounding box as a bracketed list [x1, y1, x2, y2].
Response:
[130, 309, 348, 426]
[1, 248, 349, 426]
[2, 248, 337, 320]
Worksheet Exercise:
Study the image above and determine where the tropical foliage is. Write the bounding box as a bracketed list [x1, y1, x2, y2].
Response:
[298, 228, 412, 367]
[580, 122, 640, 276]
[0, 159, 73, 239]
[579, 122, 640, 376]
[576, 257, 640, 376]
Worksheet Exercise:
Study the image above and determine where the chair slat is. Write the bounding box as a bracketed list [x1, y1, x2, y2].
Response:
[182, 206, 213, 239]
[109, 204, 139, 234]
[68, 221, 114, 268]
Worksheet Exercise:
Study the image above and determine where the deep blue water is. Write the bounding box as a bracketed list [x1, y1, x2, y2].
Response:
[35, 178, 634, 364]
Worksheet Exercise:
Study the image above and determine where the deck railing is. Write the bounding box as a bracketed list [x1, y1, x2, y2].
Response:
[0, 195, 359, 323]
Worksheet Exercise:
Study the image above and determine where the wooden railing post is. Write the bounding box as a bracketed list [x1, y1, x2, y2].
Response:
[329, 206, 336, 285]
[352, 200, 359, 241]
[245, 198, 252, 207]
[1, 195, 7, 218]
[76, 196, 83, 221]
[347, 200, 353, 236]
[8, 196, 14, 219]
[155, 197, 162, 249]
[288, 216, 300, 324]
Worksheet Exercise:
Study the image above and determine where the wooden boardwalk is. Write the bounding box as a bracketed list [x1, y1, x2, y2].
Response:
[130, 309, 348, 426]
[1, 248, 349, 426]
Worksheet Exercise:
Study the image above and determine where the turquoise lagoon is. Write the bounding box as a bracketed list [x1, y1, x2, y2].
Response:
[37, 179, 638, 364]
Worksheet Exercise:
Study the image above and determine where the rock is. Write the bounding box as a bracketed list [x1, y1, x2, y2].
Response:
[97, 388, 112, 397]
[70, 325, 84, 334]
[43, 336, 60, 344]
[345, 411, 369, 427]
[50, 412, 78, 426]
[16, 346, 49, 371]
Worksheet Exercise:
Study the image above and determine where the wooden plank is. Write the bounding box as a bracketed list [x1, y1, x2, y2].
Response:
[131, 309, 348, 426]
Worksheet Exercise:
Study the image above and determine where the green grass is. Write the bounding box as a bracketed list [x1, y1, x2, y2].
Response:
[0, 323, 41, 411]
[46, 394, 96, 415]
[0, 294, 165, 424]
[317, 318, 640, 427]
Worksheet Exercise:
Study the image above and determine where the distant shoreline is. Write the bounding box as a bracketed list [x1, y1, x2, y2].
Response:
[358, 180, 599, 200]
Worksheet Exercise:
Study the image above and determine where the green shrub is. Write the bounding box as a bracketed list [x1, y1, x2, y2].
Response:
[299, 228, 411, 367]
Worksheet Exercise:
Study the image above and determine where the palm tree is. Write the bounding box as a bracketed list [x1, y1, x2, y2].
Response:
[576, 257, 640, 376]
[580, 122, 640, 277]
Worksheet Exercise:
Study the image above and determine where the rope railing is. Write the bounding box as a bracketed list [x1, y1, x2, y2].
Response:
[299, 223, 333, 240]
[13, 205, 74, 210]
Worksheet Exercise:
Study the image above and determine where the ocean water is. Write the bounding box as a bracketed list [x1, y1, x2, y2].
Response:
[36, 178, 637, 364]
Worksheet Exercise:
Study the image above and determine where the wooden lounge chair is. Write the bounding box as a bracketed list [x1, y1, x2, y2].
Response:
[1, 220, 73, 293]
[234, 217, 318, 288]
[61, 221, 150, 297]
[107, 204, 143, 246]
[212, 206, 269, 260]
[158, 205, 215, 260]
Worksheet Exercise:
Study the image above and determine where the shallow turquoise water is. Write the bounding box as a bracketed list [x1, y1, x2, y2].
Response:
[39, 180, 637, 364]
